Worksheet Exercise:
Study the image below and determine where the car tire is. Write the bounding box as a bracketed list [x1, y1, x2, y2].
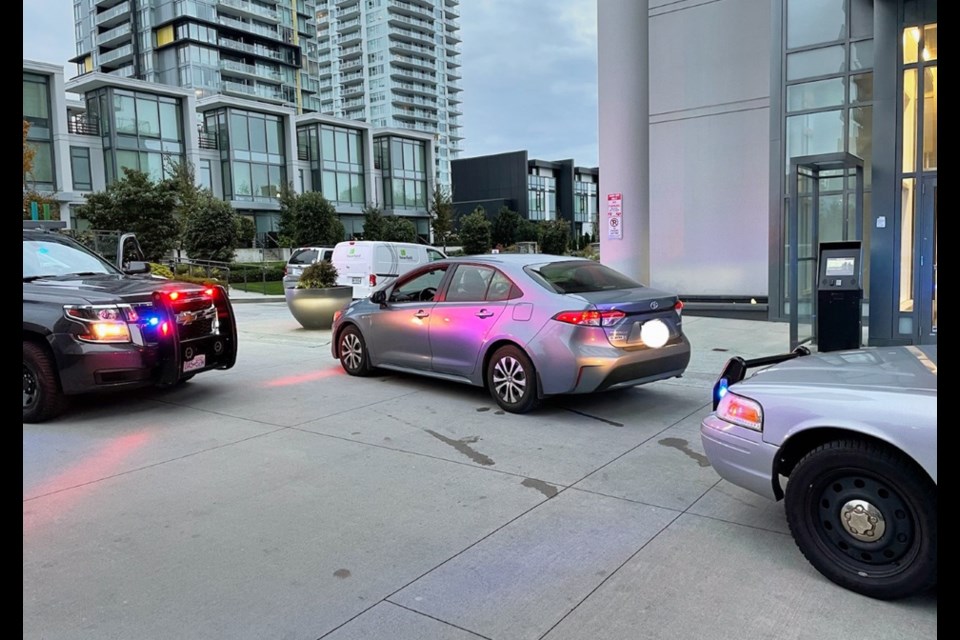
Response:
[784, 439, 937, 600]
[486, 345, 539, 414]
[23, 341, 68, 424]
[338, 325, 372, 376]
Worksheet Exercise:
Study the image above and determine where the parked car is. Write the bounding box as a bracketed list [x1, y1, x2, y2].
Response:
[331, 254, 690, 413]
[23, 227, 238, 423]
[331, 240, 447, 299]
[700, 346, 937, 599]
[283, 246, 335, 289]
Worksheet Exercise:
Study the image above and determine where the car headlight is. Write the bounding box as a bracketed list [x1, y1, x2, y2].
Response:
[63, 305, 133, 343]
[716, 391, 763, 431]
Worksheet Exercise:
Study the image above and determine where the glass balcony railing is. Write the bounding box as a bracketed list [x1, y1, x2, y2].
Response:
[218, 0, 279, 23]
[95, 1, 130, 26]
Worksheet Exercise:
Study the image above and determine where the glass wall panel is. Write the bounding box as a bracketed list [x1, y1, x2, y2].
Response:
[902, 68, 918, 172]
[899, 178, 916, 312]
[850, 72, 873, 102]
[787, 0, 846, 48]
[786, 110, 844, 161]
[787, 77, 845, 112]
[137, 97, 160, 138]
[787, 46, 845, 80]
[923, 66, 937, 171]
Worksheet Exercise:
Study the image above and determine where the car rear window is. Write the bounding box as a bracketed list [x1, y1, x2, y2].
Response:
[289, 249, 319, 265]
[530, 261, 641, 293]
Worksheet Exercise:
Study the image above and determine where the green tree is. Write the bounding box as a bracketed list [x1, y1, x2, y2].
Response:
[278, 188, 345, 247]
[429, 184, 455, 250]
[539, 219, 571, 255]
[517, 218, 541, 243]
[361, 204, 387, 240]
[491, 206, 522, 247]
[182, 197, 240, 262]
[459, 207, 492, 255]
[76, 168, 181, 261]
[382, 216, 418, 242]
[235, 215, 257, 248]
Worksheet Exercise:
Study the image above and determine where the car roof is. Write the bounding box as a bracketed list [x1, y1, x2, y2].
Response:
[445, 254, 592, 266]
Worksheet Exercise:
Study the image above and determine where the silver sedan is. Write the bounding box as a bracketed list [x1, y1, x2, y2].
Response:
[331, 254, 691, 413]
[701, 345, 937, 599]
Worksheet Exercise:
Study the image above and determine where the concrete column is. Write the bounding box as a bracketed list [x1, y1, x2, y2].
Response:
[597, 0, 649, 283]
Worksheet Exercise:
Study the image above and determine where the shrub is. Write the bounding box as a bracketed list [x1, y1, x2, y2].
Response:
[539, 219, 571, 255]
[459, 208, 492, 255]
[297, 261, 339, 289]
[148, 263, 175, 279]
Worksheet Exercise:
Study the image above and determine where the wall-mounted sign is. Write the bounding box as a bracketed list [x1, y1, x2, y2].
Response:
[607, 192, 623, 240]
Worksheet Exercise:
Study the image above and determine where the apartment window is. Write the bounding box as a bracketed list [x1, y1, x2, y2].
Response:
[528, 173, 556, 221]
[199, 159, 213, 192]
[376, 137, 426, 210]
[309, 124, 365, 205]
[70, 147, 93, 191]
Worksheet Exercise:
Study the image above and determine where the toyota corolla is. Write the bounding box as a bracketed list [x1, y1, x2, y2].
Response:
[331, 254, 691, 413]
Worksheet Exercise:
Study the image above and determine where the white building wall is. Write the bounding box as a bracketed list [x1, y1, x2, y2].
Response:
[646, 0, 772, 296]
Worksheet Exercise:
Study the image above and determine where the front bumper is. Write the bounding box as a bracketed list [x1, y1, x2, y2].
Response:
[700, 414, 779, 500]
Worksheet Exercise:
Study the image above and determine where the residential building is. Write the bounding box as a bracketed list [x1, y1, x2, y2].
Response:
[598, 0, 936, 346]
[313, 0, 463, 188]
[72, 0, 323, 114]
[23, 60, 435, 244]
[451, 151, 599, 244]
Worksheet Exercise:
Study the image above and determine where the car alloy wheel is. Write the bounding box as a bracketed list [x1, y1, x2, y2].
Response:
[785, 439, 937, 599]
[338, 326, 371, 376]
[487, 345, 539, 414]
[23, 363, 39, 411]
[23, 341, 68, 423]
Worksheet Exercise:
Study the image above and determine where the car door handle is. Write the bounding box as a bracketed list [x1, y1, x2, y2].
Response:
[475, 309, 495, 318]
[414, 310, 430, 318]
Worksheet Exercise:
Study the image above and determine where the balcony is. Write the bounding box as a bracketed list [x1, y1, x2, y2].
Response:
[390, 25, 434, 46]
[389, 40, 436, 60]
[340, 59, 363, 71]
[392, 94, 437, 108]
[394, 107, 438, 122]
[388, 0, 434, 22]
[390, 67, 437, 84]
[95, 1, 130, 28]
[342, 98, 365, 109]
[218, 0, 279, 24]
[68, 115, 100, 136]
[198, 131, 219, 150]
[340, 84, 365, 98]
[221, 59, 283, 82]
[387, 12, 434, 34]
[96, 22, 132, 47]
[337, 17, 361, 33]
[218, 15, 279, 40]
[219, 37, 286, 62]
[392, 80, 436, 97]
[392, 54, 435, 73]
[341, 70, 364, 84]
[112, 64, 136, 78]
[392, 121, 435, 133]
[99, 43, 135, 65]
[223, 80, 285, 103]
[444, 41, 461, 55]
[339, 45, 363, 59]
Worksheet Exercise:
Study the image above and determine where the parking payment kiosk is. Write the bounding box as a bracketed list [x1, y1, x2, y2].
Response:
[816, 241, 862, 352]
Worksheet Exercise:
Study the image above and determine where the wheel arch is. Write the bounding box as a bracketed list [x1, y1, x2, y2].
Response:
[481, 340, 542, 397]
[332, 321, 362, 359]
[773, 427, 937, 500]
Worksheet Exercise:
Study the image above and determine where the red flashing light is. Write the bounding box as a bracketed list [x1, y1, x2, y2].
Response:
[161, 321, 170, 336]
[675, 300, 684, 311]
[204, 288, 215, 297]
[168, 291, 180, 301]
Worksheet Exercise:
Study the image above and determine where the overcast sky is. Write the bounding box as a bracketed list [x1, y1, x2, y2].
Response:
[22, 0, 599, 166]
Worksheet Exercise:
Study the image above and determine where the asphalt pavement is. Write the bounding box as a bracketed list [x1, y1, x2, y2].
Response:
[22, 295, 937, 640]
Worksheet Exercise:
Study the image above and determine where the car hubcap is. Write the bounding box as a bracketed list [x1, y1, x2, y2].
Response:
[493, 356, 526, 404]
[342, 334, 362, 370]
[840, 499, 886, 541]
[23, 364, 38, 409]
[814, 473, 915, 571]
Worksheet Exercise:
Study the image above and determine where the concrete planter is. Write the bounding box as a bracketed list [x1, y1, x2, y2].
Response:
[285, 286, 353, 330]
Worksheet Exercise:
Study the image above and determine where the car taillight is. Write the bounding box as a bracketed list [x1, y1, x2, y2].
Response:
[284, 266, 288, 276]
[553, 309, 625, 327]
[716, 391, 763, 431]
[675, 300, 684, 317]
[369, 274, 377, 287]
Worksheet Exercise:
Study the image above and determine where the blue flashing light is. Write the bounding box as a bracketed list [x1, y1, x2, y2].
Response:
[147, 316, 160, 326]
[716, 378, 729, 402]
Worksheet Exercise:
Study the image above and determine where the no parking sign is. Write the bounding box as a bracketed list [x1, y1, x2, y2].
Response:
[607, 192, 623, 240]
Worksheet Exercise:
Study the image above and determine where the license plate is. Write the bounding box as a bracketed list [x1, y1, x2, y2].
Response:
[351, 277, 362, 285]
[183, 354, 206, 373]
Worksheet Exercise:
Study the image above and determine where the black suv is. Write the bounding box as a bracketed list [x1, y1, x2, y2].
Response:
[23, 228, 238, 422]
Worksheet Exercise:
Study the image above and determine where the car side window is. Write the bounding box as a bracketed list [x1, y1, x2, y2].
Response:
[428, 249, 445, 262]
[486, 270, 519, 301]
[446, 265, 495, 302]
[389, 266, 447, 303]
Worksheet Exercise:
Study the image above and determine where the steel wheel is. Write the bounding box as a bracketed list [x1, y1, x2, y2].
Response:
[486, 345, 539, 413]
[785, 439, 937, 599]
[338, 325, 371, 376]
[23, 341, 68, 423]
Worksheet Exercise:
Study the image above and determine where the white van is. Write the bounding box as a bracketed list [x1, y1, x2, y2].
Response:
[332, 241, 447, 299]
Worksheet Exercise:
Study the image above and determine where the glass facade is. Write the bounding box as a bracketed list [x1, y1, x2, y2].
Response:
[204, 108, 286, 202]
[528, 172, 556, 221]
[299, 124, 366, 205]
[23, 72, 55, 190]
[375, 136, 427, 210]
[70, 147, 93, 191]
[780, 0, 875, 316]
[86, 88, 185, 184]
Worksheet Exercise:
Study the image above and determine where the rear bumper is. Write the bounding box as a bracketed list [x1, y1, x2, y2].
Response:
[282, 275, 300, 289]
[552, 335, 692, 395]
[700, 414, 779, 500]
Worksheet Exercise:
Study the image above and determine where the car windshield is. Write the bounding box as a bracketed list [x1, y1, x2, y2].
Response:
[289, 249, 319, 265]
[529, 261, 641, 293]
[23, 235, 119, 280]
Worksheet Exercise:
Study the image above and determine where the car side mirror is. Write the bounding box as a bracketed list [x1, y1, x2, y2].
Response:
[371, 290, 387, 306]
[125, 261, 151, 275]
